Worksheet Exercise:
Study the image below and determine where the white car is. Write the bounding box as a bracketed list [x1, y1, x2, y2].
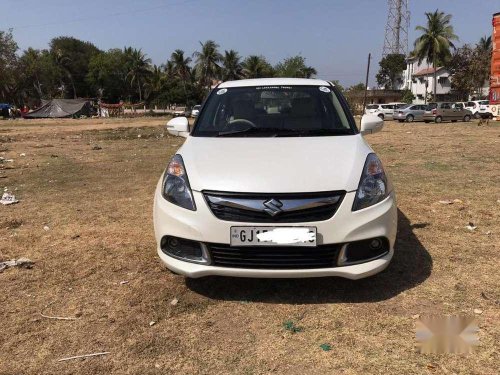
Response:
[155, 78, 397, 279]
[191, 105, 201, 118]
[365, 104, 394, 120]
[463, 100, 493, 119]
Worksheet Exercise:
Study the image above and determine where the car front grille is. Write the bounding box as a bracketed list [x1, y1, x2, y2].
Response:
[203, 190, 345, 223]
[208, 243, 342, 269]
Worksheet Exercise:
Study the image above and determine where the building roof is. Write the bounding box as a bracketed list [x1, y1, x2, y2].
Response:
[412, 67, 446, 77]
[219, 78, 331, 88]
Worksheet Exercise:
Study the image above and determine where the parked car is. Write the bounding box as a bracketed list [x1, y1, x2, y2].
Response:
[463, 100, 493, 119]
[423, 102, 472, 123]
[173, 106, 189, 117]
[191, 105, 201, 118]
[393, 104, 427, 122]
[365, 104, 395, 120]
[155, 78, 397, 279]
[388, 102, 408, 109]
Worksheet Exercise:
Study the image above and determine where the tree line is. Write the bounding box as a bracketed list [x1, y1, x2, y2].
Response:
[0, 32, 317, 107]
[374, 9, 492, 101]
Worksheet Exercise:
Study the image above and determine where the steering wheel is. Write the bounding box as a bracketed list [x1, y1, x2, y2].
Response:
[228, 118, 257, 128]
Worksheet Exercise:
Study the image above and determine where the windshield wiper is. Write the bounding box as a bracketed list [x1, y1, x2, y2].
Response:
[217, 127, 283, 137]
[216, 127, 353, 137]
[275, 128, 353, 137]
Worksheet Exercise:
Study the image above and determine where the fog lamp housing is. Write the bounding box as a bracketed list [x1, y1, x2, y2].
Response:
[160, 236, 210, 264]
[337, 237, 389, 266]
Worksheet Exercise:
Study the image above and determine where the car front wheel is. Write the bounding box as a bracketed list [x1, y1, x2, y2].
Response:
[435, 116, 443, 123]
[463, 115, 471, 122]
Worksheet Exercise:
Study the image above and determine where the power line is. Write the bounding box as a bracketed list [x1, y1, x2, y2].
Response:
[9, 0, 198, 30]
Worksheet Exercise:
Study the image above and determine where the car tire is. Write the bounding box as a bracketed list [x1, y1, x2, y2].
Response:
[406, 114, 414, 123]
[398, 119, 404, 123]
[463, 115, 471, 122]
[434, 116, 443, 123]
[474, 112, 481, 119]
[378, 114, 384, 120]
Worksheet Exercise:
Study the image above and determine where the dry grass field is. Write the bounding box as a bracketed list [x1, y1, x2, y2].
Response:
[0, 117, 499, 374]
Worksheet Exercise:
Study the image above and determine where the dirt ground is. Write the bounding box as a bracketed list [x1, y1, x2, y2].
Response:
[0, 116, 498, 374]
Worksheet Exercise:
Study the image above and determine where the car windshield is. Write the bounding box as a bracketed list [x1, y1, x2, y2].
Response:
[192, 85, 356, 137]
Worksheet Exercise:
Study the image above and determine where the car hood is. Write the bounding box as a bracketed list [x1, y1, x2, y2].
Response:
[176, 135, 373, 193]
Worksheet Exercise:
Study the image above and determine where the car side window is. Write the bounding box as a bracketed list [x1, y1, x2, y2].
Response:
[441, 103, 450, 109]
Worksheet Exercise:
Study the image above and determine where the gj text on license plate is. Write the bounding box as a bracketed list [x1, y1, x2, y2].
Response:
[230, 226, 317, 247]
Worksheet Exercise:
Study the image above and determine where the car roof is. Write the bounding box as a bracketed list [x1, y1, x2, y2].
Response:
[218, 78, 332, 88]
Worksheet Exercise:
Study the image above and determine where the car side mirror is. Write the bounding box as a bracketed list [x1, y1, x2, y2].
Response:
[360, 114, 384, 135]
[166, 116, 189, 138]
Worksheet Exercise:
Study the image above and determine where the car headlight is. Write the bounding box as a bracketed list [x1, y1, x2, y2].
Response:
[162, 154, 196, 210]
[352, 153, 392, 211]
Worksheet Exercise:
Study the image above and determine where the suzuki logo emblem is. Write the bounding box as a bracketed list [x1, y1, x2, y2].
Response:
[263, 198, 283, 216]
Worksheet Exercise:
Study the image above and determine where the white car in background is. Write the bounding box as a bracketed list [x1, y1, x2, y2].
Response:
[463, 100, 493, 119]
[365, 104, 394, 120]
[154, 78, 397, 279]
[191, 105, 201, 118]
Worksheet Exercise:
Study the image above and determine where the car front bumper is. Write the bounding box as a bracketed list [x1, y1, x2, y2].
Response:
[153, 182, 398, 279]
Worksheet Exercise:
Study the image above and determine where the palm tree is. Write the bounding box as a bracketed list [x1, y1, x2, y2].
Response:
[170, 49, 192, 104]
[193, 40, 222, 91]
[164, 60, 176, 81]
[21, 48, 44, 98]
[477, 36, 492, 54]
[474, 36, 493, 97]
[242, 55, 274, 78]
[145, 64, 166, 102]
[53, 48, 76, 98]
[222, 50, 243, 81]
[414, 9, 458, 101]
[124, 47, 152, 102]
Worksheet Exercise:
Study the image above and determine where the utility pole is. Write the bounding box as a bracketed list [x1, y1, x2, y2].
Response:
[362, 53, 371, 115]
[424, 79, 428, 105]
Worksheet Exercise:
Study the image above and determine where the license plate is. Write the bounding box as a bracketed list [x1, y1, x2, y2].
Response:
[230, 226, 317, 247]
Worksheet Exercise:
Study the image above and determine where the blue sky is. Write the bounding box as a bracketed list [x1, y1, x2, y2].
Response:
[2, 0, 498, 87]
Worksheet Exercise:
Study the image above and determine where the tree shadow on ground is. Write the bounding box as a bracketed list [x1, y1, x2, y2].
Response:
[186, 209, 432, 304]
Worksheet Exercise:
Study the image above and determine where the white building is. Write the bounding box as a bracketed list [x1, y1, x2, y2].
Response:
[400, 56, 452, 104]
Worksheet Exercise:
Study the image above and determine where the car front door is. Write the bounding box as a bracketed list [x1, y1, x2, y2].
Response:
[414, 105, 426, 120]
[453, 103, 464, 119]
[439, 103, 451, 120]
